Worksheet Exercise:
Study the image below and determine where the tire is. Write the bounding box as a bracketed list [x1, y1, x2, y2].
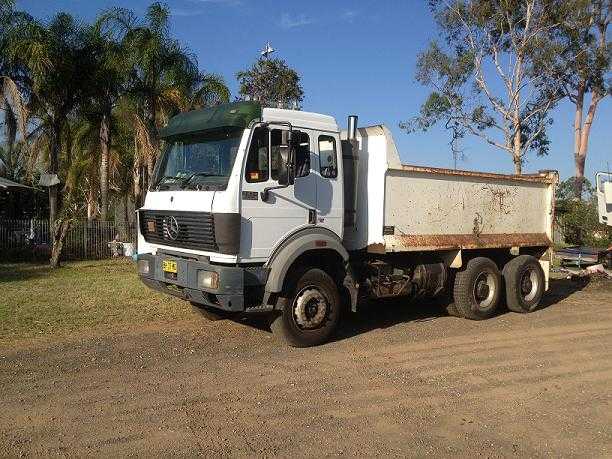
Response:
[502, 255, 545, 313]
[270, 268, 341, 347]
[190, 302, 227, 321]
[453, 257, 502, 320]
[604, 252, 612, 270]
[446, 302, 460, 317]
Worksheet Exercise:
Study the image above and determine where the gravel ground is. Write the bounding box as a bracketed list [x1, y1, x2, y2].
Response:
[1, 276, 611, 457]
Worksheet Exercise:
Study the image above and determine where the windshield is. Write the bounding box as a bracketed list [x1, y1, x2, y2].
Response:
[152, 127, 243, 191]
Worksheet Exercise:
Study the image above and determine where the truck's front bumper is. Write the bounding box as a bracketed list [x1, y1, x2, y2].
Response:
[137, 253, 267, 312]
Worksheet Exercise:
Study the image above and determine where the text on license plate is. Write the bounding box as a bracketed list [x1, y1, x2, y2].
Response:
[162, 260, 177, 273]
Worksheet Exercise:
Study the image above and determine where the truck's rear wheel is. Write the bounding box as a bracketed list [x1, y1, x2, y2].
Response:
[270, 268, 341, 347]
[502, 255, 545, 313]
[453, 257, 502, 320]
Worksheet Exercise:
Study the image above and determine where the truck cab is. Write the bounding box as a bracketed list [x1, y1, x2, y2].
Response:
[137, 102, 350, 345]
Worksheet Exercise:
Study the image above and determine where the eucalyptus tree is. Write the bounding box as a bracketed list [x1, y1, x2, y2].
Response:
[542, 0, 610, 199]
[404, 0, 569, 174]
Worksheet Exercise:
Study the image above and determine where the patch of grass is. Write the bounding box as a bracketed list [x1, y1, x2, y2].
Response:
[0, 259, 191, 341]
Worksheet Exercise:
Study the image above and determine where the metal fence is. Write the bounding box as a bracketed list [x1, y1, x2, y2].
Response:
[0, 219, 136, 262]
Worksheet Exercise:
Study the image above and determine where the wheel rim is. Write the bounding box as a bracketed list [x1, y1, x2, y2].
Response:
[473, 272, 496, 309]
[520, 268, 539, 302]
[292, 285, 329, 330]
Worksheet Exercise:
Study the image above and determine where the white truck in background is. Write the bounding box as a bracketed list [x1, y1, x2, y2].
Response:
[137, 101, 557, 347]
[596, 172, 612, 227]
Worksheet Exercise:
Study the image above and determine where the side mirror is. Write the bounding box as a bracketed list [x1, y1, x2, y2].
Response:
[277, 130, 295, 186]
[277, 144, 295, 186]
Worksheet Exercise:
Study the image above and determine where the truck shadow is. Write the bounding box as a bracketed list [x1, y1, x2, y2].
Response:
[331, 277, 591, 343]
[235, 277, 593, 343]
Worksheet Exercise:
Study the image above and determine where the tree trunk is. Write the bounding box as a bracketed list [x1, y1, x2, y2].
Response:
[146, 96, 159, 189]
[87, 186, 97, 221]
[574, 91, 601, 200]
[146, 155, 155, 181]
[48, 121, 62, 225]
[50, 218, 71, 268]
[512, 118, 522, 175]
[124, 192, 129, 225]
[99, 113, 110, 221]
[134, 163, 142, 208]
[513, 155, 522, 175]
[573, 84, 586, 199]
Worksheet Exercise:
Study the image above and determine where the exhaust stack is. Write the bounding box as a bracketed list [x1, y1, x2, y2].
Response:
[347, 115, 358, 141]
[342, 115, 359, 232]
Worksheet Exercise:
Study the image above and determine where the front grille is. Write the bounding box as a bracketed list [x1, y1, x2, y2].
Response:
[140, 210, 217, 252]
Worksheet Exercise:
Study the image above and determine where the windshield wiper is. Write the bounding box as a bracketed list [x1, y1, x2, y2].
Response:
[155, 175, 180, 190]
[181, 172, 218, 188]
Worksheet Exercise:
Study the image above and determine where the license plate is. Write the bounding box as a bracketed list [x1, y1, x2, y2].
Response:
[162, 260, 177, 273]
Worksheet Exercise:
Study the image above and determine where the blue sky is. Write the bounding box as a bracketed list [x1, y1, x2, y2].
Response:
[17, 0, 612, 181]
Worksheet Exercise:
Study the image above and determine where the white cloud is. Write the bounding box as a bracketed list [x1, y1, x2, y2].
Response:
[342, 10, 359, 23]
[279, 12, 313, 29]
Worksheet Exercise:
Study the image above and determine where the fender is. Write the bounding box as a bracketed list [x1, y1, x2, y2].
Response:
[264, 227, 349, 294]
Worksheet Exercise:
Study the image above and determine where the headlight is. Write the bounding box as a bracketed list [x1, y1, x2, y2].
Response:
[137, 259, 150, 275]
[197, 270, 219, 290]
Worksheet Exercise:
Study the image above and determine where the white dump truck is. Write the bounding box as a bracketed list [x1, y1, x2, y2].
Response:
[137, 102, 557, 347]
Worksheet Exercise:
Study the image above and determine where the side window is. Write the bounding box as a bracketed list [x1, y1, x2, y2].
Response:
[245, 127, 269, 183]
[271, 130, 311, 180]
[318, 135, 337, 178]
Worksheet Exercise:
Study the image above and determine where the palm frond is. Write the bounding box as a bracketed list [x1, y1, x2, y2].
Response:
[1, 76, 28, 138]
[132, 111, 156, 168]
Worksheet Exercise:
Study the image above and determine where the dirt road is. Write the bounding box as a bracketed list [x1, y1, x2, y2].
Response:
[1, 277, 611, 457]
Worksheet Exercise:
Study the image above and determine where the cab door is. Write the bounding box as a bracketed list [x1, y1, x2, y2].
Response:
[239, 125, 317, 261]
[315, 132, 343, 239]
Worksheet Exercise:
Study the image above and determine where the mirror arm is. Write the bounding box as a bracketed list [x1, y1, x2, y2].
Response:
[261, 183, 288, 202]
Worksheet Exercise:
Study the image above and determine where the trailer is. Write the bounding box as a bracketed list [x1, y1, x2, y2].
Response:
[137, 102, 557, 347]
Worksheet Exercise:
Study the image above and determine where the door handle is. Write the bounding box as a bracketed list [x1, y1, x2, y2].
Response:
[308, 209, 317, 224]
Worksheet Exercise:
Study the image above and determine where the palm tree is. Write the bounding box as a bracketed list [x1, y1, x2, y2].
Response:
[7, 11, 91, 228]
[0, 0, 30, 163]
[80, 11, 132, 221]
[120, 2, 229, 203]
[0, 141, 27, 181]
[6, 11, 96, 266]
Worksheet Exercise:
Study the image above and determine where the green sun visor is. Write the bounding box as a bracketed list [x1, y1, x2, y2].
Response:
[159, 101, 262, 139]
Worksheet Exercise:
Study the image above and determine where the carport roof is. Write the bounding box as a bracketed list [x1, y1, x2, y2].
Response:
[0, 176, 37, 190]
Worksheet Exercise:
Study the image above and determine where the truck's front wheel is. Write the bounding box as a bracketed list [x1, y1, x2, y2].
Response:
[271, 268, 341, 347]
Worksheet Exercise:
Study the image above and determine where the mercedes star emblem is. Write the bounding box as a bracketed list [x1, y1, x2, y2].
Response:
[163, 216, 180, 240]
